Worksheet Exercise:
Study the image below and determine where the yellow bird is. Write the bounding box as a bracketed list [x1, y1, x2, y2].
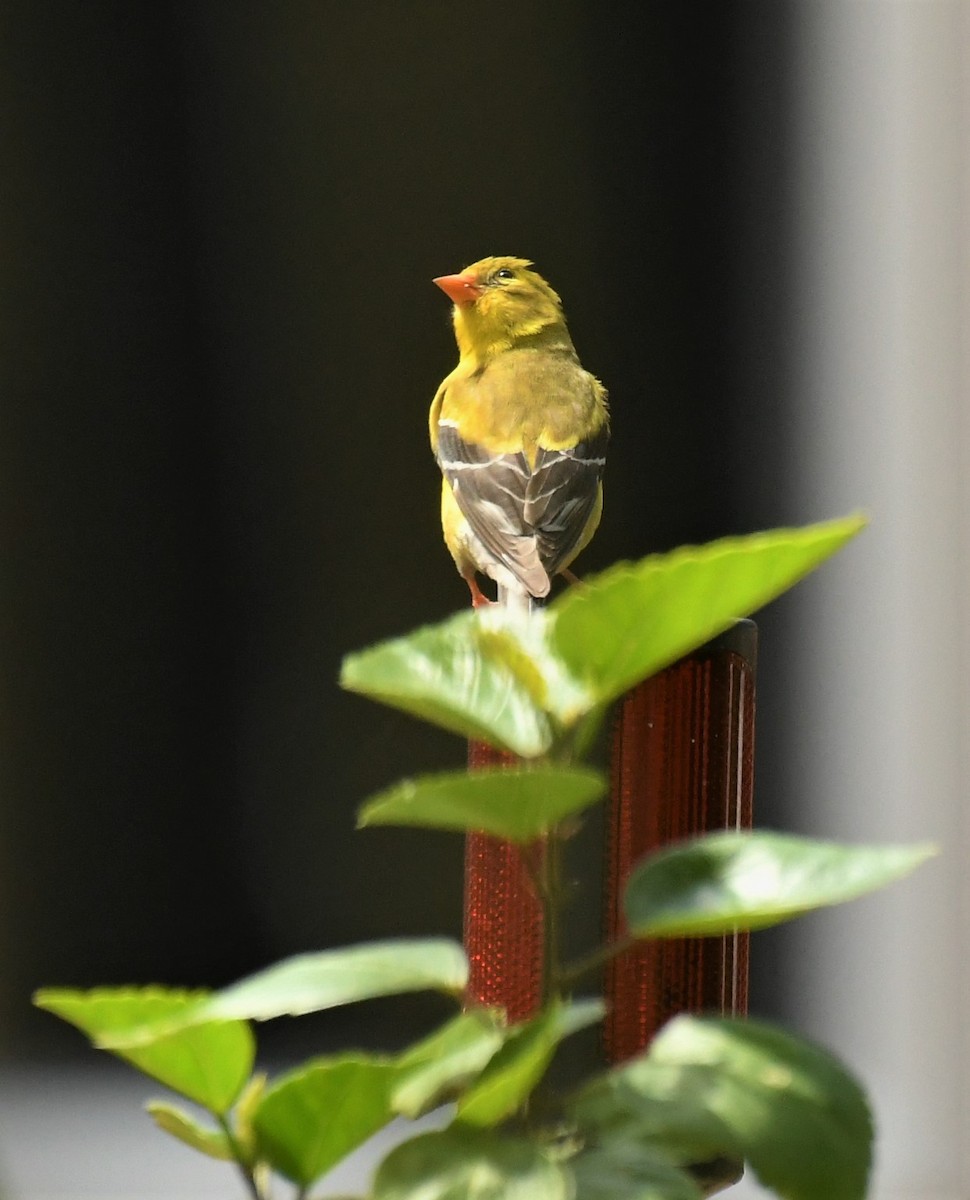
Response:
[430, 256, 609, 609]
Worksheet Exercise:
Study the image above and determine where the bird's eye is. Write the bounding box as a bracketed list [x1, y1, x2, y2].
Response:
[494, 267, 515, 281]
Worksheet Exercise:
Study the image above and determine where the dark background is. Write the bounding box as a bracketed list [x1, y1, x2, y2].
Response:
[0, 2, 804, 1059]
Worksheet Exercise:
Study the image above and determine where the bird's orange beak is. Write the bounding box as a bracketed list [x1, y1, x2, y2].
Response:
[433, 272, 483, 307]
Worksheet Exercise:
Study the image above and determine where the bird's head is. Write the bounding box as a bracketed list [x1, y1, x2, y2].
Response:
[433, 256, 571, 360]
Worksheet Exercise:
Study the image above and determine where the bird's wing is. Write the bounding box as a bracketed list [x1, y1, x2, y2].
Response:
[435, 420, 550, 595]
[525, 422, 609, 574]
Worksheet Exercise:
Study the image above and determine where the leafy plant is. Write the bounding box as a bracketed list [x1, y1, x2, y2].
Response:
[36, 515, 934, 1199]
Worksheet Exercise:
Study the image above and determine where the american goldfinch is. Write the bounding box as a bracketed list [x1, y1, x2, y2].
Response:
[430, 256, 609, 609]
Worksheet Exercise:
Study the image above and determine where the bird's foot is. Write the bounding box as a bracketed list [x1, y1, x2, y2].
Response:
[465, 575, 494, 609]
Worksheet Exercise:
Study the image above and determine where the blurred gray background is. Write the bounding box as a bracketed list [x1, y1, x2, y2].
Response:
[0, 2, 967, 1197]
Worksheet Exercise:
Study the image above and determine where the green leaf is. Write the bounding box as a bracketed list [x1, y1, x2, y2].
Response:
[569, 1138, 702, 1200]
[359, 766, 607, 842]
[573, 1015, 872, 1200]
[340, 519, 864, 753]
[146, 1100, 233, 1161]
[624, 831, 936, 937]
[473, 605, 594, 725]
[551, 516, 866, 708]
[33, 988, 253, 1114]
[555, 996, 608, 1038]
[253, 1055, 397, 1187]
[373, 1127, 570, 1200]
[391, 1009, 508, 1118]
[340, 609, 555, 756]
[197, 940, 468, 1023]
[457, 999, 605, 1127]
[93, 941, 468, 1043]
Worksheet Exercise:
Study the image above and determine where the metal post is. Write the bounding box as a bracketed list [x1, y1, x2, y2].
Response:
[604, 620, 757, 1063]
[464, 741, 545, 1021]
[462, 620, 756, 1043]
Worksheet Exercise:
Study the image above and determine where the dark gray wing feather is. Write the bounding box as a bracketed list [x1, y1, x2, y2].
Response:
[524, 424, 609, 574]
[436, 419, 607, 591]
[436, 423, 548, 592]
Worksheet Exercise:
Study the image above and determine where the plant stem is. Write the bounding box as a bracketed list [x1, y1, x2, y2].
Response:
[559, 934, 636, 989]
[216, 1114, 265, 1200]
